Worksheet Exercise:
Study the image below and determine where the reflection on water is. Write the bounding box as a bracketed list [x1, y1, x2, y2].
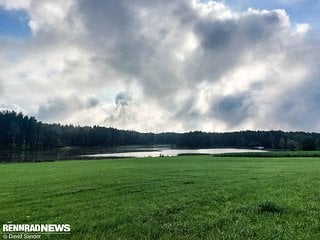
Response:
[0, 148, 83, 163]
[83, 148, 266, 158]
[0, 146, 266, 162]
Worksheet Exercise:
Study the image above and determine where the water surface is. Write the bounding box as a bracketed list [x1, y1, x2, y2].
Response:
[0, 147, 266, 162]
[83, 148, 266, 158]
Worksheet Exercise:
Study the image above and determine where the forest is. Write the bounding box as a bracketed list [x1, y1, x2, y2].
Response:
[0, 111, 319, 151]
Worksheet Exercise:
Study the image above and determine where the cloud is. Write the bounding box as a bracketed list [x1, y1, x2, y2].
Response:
[115, 92, 131, 108]
[0, 0, 319, 132]
[213, 93, 255, 127]
[0, 0, 31, 10]
[295, 23, 311, 35]
[37, 95, 99, 123]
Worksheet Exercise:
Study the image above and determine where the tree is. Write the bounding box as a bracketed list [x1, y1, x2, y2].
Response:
[1, 111, 320, 152]
[302, 137, 316, 151]
[287, 139, 298, 151]
[279, 138, 286, 150]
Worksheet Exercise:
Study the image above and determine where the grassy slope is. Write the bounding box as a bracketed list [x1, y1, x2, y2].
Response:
[1, 156, 320, 239]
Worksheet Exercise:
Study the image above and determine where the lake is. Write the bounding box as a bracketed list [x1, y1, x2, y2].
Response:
[83, 148, 266, 158]
[0, 146, 266, 162]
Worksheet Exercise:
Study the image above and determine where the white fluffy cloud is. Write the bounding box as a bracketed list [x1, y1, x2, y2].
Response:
[0, 0, 31, 10]
[0, 0, 319, 132]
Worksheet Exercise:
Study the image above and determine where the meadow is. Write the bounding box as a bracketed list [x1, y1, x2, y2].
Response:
[1, 156, 320, 239]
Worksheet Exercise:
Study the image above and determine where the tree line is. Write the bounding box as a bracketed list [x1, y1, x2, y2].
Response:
[0, 111, 319, 151]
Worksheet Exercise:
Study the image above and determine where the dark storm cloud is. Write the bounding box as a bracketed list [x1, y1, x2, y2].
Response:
[210, 93, 255, 127]
[188, 9, 288, 83]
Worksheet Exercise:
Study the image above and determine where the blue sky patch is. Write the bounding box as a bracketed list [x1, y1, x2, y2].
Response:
[0, 6, 31, 39]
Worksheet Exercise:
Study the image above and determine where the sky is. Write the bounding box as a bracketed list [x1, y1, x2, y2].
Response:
[0, 0, 319, 133]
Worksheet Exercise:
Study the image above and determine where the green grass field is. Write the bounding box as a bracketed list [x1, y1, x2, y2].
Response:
[215, 150, 320, 158]
[1, 156, 320, 239]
